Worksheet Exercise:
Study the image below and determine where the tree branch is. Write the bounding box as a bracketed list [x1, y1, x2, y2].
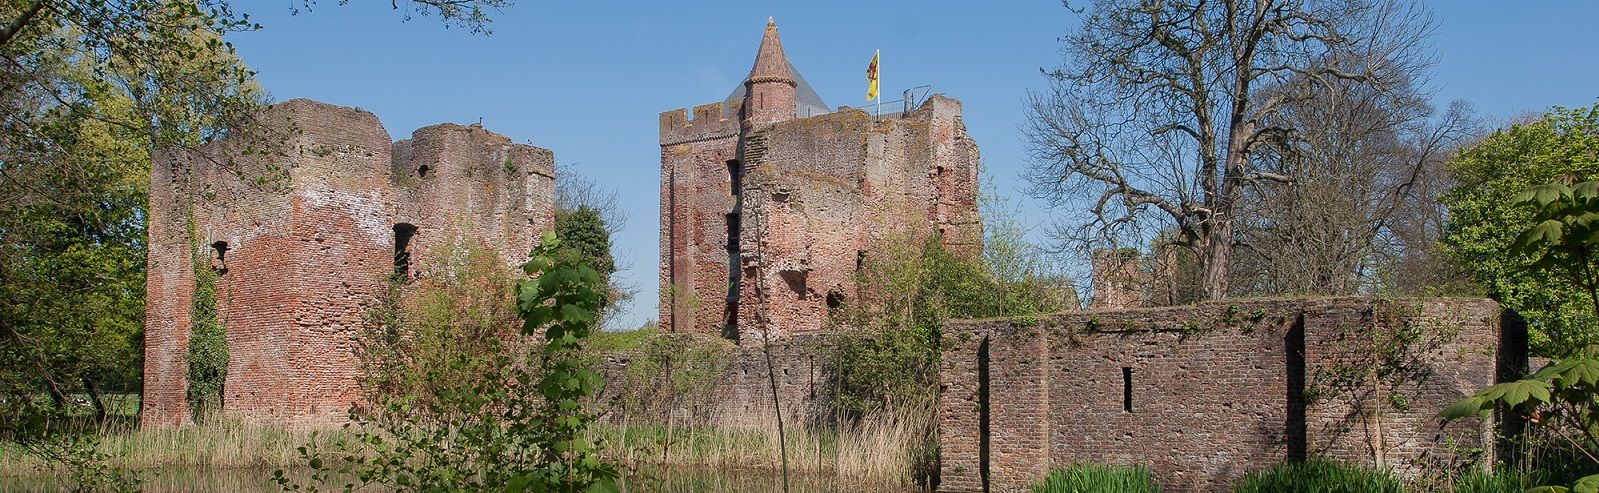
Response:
[0, 0, 47, 49]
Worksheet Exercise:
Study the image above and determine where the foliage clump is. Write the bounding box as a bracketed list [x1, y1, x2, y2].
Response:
[1030, 462, 1159, 493]
[186, 256, 228, 419]
[360, 239, 520, 404]
[1444, 172, 1599, 492]
[827, 236, 1071, 413]
[1442, 104, 1599, 355]
[278, 232, 619, 492]
[590, 326, 732, 424]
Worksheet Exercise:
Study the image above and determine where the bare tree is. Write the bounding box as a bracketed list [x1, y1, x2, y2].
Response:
[1229, 69, 1479, 296]
[554, 162, 636, 328]
[1025, 0, 1437, 300]
[555, 162, 629, 235]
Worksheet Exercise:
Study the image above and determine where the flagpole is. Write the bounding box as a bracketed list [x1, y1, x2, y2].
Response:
[874, 48, 881, 118]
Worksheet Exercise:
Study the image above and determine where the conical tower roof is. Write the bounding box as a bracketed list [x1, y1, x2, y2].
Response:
[747, 17, 794, 83]
[726, 18, 829, 118]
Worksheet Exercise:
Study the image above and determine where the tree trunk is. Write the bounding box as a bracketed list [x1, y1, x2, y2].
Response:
[83, 377, 108, 422]
[1200, 222, 1233, 300]
[0, 0, 47, 49]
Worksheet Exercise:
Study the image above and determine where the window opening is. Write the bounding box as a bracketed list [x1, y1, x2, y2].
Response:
[210, 241, 229, 275]
[393, 223, 418, 281]
[1122, 367, 1134, 413]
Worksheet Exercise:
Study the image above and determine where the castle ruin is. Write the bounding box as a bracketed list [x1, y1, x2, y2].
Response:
[141, 99, 555, 426]
[658, 19, 981, 342]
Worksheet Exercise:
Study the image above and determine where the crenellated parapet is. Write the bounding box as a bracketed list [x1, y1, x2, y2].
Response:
[660, 101, 741, 146]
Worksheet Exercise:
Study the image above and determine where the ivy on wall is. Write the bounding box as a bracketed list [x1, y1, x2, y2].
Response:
[186, 243, 228, 419]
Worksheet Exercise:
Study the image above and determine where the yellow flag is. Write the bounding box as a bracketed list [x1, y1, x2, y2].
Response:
[866, 49, 879, 101]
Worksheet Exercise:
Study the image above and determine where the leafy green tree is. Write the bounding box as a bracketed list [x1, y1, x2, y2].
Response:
[1, 0, 260, 419]
[1444, 178, 1599, 492]
[1441, 104, 1599, 355]
[555, 206, 617, 283]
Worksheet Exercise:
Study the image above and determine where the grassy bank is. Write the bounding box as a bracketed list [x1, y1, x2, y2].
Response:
[0, 417, 339, 477]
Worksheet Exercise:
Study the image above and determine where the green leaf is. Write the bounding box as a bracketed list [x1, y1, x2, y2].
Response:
[1517, 220, 1567, 251]
[1572, 474, 1599, 493]
[1439, 396, 1490, 420]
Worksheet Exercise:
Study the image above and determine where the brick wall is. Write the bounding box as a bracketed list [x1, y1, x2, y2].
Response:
[597, 332, 830, 426]
[142, 99, 554, 428]
[938, 297, 1508, 492]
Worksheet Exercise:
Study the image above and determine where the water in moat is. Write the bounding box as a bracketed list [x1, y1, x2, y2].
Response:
[2, 467, 912, 492]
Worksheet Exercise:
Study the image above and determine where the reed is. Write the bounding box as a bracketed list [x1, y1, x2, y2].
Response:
[596, 405, 934, 489]
[0, 417, 341, 477]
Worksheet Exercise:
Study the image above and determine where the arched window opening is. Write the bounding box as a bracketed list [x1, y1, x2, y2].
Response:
[210, 241, 230, 275]
[393, 223, 418, 281]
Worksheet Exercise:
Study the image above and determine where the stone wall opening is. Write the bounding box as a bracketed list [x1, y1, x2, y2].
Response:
[1122, 366, 1134, 413]
[723, 159, 743, 339]
[393, 223, 417, 281]
[781, 270, 807, 299]
[210, 241, 230, 275]
[977, 335, 991, 493]
[1286, 312, 1307, 461]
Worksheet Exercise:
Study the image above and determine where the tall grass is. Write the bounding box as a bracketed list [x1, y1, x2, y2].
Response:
[0, 417, 340, 477]
[1234, 458, 1404, 493]
[594, 406, 931, 489]
[1030, 463, 1159, 493]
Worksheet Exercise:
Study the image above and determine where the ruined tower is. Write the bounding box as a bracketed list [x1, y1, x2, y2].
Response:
[142, 99, 555, 427]
[659, 20, 982, 340]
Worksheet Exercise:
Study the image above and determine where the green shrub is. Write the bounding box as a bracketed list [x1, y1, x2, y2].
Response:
[276, 232, 620, 492]
[1234, 458, 1403, 493]
[1031, 462, 1159, 493]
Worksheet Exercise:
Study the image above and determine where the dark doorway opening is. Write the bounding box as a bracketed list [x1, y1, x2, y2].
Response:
[393, 223, 418, 281]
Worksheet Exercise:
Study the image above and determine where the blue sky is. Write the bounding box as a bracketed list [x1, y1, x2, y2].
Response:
[229, 1, 1599, 329]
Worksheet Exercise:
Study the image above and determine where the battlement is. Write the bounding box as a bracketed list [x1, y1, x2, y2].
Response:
[659, 100, 741, 145]
[397, 122, 555, 181]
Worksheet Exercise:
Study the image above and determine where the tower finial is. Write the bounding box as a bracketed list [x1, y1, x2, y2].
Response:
[768, 16, 775, 27]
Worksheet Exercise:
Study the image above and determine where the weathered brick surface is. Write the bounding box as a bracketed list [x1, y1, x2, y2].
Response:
[141, 99, 554, 427]
[597, 333, 831, 426]
[1090, 249, 1146, 310]
[659, 20, 981, 342]
[938, 297, 1508, 493]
